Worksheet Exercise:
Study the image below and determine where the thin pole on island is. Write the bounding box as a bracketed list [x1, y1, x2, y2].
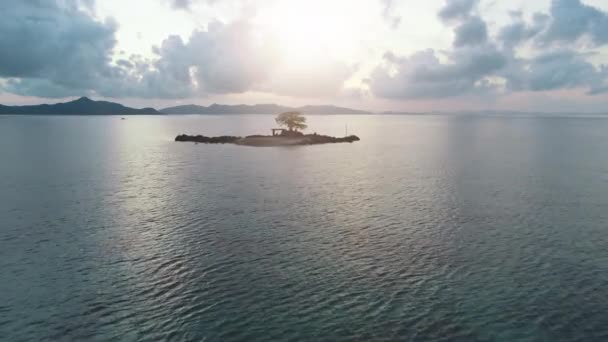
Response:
[345, 123, 348, 136]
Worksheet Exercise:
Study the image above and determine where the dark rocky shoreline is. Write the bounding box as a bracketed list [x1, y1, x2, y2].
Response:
[175, 133, 360, 146]
[175, 135, 241, 144]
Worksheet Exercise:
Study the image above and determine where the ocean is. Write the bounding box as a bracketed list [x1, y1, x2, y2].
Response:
[1, 114, 608, 341]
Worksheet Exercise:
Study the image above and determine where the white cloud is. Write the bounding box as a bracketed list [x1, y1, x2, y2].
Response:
[2, 0, 608, 112]
[368, 0, 608, 102]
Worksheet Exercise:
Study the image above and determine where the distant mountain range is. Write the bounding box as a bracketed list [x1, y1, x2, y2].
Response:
[3, 97, 606, 116]
[160, 103, 371, 115]
[0, 97, 371, 115]
[0, 97, 159, 115]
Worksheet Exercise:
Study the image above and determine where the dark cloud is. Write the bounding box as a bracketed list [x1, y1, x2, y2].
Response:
[0, 0, 117, 97]
[145, 20, 353, 98]
[3, 0, 608, 101]
[587, 62, 608, 94]
[370, 0, 504, 99]
[0, 0, 352, 99]
[542, 0, 608, 45]
[500, 0, 608, 48]
[526, 52, 599, 91]
[0, 1, 282, 99]
[438, 0, 479, 22]
[170, 0, 192, 10]
[4, 79, 83, 98]
[97, 20, 279, 98]
[0, 0, 196, 99]
[369, 45, 506, 99]
[495, 1, 608, 94]
[117, 37, 198, 99]
[498, 13, 549, 48]
[504, 51, 607, 93]
[453, 16, 488, 47]
[370, 0, 608, 100]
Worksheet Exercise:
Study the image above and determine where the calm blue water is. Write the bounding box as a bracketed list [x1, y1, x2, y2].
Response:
[1, 114, 608, 341]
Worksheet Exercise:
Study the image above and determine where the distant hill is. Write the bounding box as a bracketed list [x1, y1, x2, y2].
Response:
[161, 103, 371, 115]
[0, 98, 369, 115]
[0, 97, 160, 115]
[381, 111, 427, 115]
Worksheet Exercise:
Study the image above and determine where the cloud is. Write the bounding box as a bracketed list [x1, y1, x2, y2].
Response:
[381, 0, 401, 30]
[116, 20, 279, 98]
[132, 18, 353, 99]
[187, 21, 278, 94]
[498, 13, 549, 48]
[0, 1, 279, 99]
[453, 16, 488, 47]
[170, 0, 193, 10]
[499, 0, 608, 48]
[0, 0, 353, 99]
[542, 0, 608, 46]
[370, 1, 505, 100]
[0, 0, 118, 97]
[369, 45, 506, 99]
[0, 0, 196, 99]
[3, 0, 608, 103]
[4, 79, 83, 98]
[114, 37, 198, 99]
[438, 0, 479, 22]
[504, 51, 608, 93]
[369, 0, 608, 100]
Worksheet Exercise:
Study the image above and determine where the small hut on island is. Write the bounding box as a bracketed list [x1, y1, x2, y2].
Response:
[271, 128, 287, 136]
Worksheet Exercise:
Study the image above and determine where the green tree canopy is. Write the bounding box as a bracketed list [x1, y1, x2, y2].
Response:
[275, 111, 307, 131]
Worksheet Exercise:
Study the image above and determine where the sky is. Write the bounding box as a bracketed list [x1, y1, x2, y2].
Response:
[2, 0, 608, 112]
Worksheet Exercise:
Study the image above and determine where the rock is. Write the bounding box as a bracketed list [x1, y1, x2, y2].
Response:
[175, 135, 241, 144]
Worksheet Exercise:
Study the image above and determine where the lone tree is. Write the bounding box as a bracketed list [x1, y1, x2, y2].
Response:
[275, 111, 307, 132]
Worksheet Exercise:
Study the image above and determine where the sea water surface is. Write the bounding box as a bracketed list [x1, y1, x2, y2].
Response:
[1, 114, 608, 341]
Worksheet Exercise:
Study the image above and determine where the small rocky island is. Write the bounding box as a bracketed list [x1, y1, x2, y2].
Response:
[175, 112, 360, 147]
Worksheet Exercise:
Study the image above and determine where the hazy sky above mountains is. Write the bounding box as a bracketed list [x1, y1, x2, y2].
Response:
[2, 0, 608, 112]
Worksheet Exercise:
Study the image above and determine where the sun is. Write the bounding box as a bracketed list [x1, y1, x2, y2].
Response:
[254, 0, 364, 65]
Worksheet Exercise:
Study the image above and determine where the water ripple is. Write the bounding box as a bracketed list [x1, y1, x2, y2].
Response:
[2, 115, 608, 341]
